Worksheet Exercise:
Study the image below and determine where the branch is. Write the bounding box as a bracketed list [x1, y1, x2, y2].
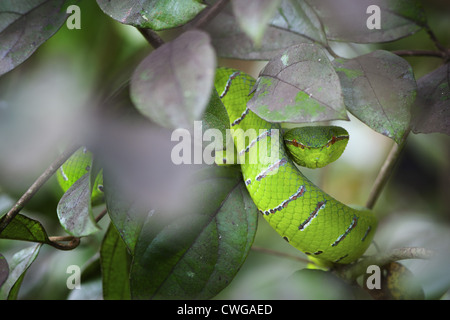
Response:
[392, 49, 447, 59]
[137, 28, 165, 49]
[47, 236, 81, 251]
[336, 247, 435, 281]
[366, 130, 410, 209]
[424, 24, 448, 55]
[0, 144, 80, 234]
[190, 0, 230, 29]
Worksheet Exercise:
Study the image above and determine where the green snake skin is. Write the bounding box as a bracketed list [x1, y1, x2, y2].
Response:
[215, 67, 377, 264]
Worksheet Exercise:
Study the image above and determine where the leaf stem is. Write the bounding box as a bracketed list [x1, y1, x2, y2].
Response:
[365, 130, 410, 210]
[191, 0, 230, 29]
[0, 144, 80, 234]
[47, 236, 81, 251]
[137, 28, 165, 49]
[46, 207, 108, 251]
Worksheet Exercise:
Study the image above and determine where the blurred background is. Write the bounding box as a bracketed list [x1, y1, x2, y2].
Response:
[0, 0, 448, 299]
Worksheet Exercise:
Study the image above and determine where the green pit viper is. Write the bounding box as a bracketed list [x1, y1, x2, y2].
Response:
[214, 67, 377, 265]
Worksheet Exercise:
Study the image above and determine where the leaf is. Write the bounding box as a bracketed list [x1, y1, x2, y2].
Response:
[205, 11, 313, 60]
[248, 43, 347, 123]
[130, 30, 216, 129]
[270, 0, 327, 46]
[0, 214, 49, 244]
[0, 254, 8, 288]
[104, 178, 146, 254]
[0, 0, 73, 76]
[96, 0, 206, 30]
[130, 165, 258, 300]
[231, 0, 282, 46]
[201, 88, 230, 149]
[412, 64, 450, 136]
[57, 173, 100, 237]
[305, 0, 426, 43]
[100, 223, 131, 300]
[100, 120, 198, 253]
[56, 147, 104, 203]
[333, 50, 417, 143]
[0, 244, 41, 300]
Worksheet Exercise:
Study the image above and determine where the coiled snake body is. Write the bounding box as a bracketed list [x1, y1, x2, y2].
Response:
[215, 68, 377, 264]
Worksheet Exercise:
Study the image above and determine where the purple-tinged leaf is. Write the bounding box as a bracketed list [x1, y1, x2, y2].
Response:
[57, 173, 100, 237]
[271, 0, 327, 45]
[412, 64, 450, 136]
[0, 0, 72, 76]
[333, 50, 417, 143]
[0, 244, 41, 300]
[0, 254, 8, 288]
[231, 0, 282, 46]
[130, 30, 216, 129]
[96, 0, 206, 30]
[305, 0, 426, 43]
[205, 11, 313, 61]
[248, 43, 347, 123]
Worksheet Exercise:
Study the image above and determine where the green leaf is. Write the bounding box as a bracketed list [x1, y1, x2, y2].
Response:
[0, 254, 8, 288]
[201, 88, 230, 150]
[56, 147, 104, 204]
[248, 43, 347, 123]
[231, 0, 282, 46]
[270, 0, 327, 46]
[205, 11, 313, 60]
[130, 166, 258, 300]
[0, 214, 49, 244]
[412, 64, 450, 136]
[333, 50, 417, 143]
[100, 223, 131, 300]
[57, 173, 100, 237]
[104, 175, 146, 254]
[130, 30, 216, 129]
[305, 0, 426, 43]
[96, 0, 206, 30]
[0, 244, 41, 300]
[0, 0, 73, 76]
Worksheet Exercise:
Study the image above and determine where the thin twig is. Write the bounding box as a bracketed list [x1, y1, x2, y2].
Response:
[191, 0, 230, 29]
[336, 247, 434, 281]
[137, 28, 165, 49]
[424, 24, 447, 54]
[0, 144, 80, 234]
[47, 237, 81, 251]
[366, 130, 410, 210]
[392, 49, 447, 59]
